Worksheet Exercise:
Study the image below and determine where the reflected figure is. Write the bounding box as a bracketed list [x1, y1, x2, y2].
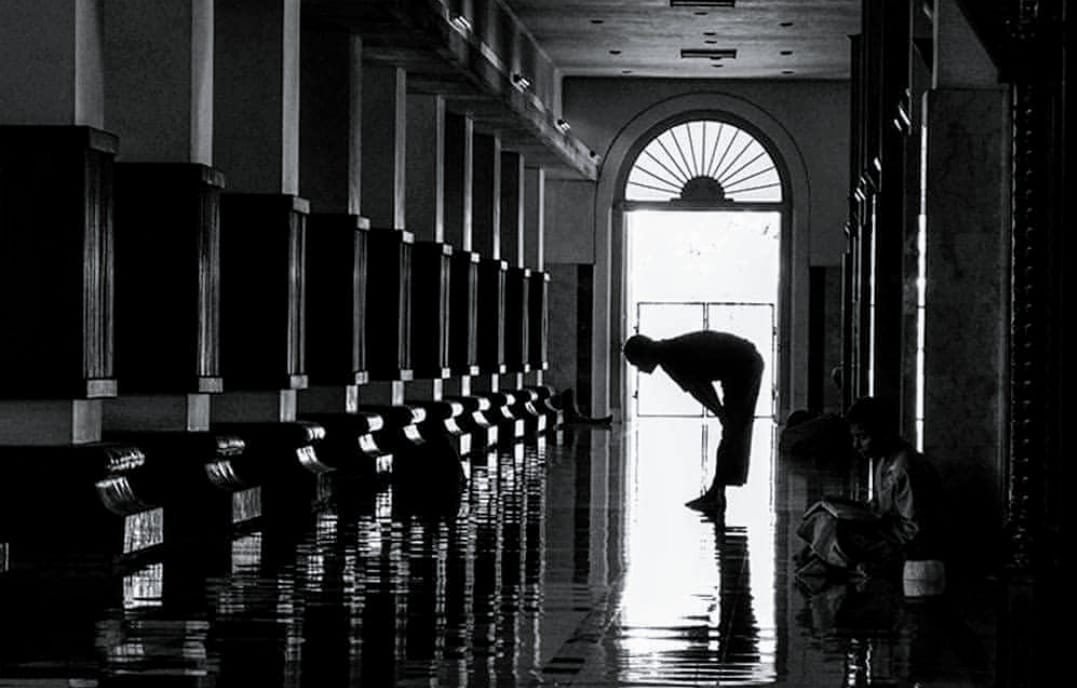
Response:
[797, 574, 993, 686]
[711, 523, 761, 675]
[623, 331, 763, 514]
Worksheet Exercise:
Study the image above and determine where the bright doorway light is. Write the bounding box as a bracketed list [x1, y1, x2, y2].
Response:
[619, 208, 781, 684]
[625, 209, 780, 419]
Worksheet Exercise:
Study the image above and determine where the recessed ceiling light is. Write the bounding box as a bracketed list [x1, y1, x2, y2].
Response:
[670, 1, 735, 6]
[681, 48, 737, 59]
[609, 49, 622, 55]
[781, 50, 793, 55]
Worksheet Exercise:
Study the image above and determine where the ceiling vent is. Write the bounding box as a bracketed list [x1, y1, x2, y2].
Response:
[680, 48, 738, 60]
[670, 1, 736, 7]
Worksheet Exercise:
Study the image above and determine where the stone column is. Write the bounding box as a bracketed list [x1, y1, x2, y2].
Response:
[0, 0, 113, 445]
[212, 0, 307, 423]
[524, 166, 545, 271]
[501, 150, 528, 390]
[921, 0, 1008, 575]
[361, 65, 406, 232]
[471, 132, 506, 393]
[359, 64, 411, 405]
[101, 0, 222, 433]
[445, 112, 478, 397]
[297, 29, 368, 415]
[524, 165, 547, 386]
[406, 94, 452, 401]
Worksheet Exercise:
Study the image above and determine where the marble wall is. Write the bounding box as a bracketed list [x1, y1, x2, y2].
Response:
[922, 86, 1009, 574]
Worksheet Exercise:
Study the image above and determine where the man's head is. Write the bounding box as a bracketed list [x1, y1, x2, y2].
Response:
[845, 396, 898, 458]
[623, 335, 659, 373]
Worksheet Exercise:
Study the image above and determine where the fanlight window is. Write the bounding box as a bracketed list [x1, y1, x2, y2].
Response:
[626, 120, 782, 203]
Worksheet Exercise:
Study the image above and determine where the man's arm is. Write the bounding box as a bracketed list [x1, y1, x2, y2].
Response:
[667, 369, 726, 422]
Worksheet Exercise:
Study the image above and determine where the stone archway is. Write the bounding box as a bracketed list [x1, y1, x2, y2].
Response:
[588, 92, 812, 422]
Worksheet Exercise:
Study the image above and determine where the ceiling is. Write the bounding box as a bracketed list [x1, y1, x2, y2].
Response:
[503, 0, 862, 80]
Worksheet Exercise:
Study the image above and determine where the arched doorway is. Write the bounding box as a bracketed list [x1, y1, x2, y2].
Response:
[590, 93, 811, 424]
[621, 117, 785, 422]
[610, 115, 793, 683]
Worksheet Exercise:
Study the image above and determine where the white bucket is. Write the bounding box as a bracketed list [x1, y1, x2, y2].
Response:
[902, 559, 946, 597]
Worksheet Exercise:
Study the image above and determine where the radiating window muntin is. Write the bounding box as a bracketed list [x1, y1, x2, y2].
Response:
[626, 119, 783, 203]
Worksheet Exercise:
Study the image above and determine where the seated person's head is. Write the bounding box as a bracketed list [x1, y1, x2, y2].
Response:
[623, 335, 658, 373]
[845, 396, 899, 458]
[785, 409, 815, 428]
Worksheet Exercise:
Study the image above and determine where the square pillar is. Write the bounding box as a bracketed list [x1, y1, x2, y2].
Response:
[471, 132, 502, 393]
[361, 64, 406, 231]
[405, 93, 451, 401]
[0, 0, 105, 128]
[0, 1, 111, 445]
[0, 127, 117, 444]
[524, 165, 546, 385]
[444, 112, 473, 251]
[501, 151, 527, 389]
[298, 28, 367, 414]
[213, 0, 306, 422]
[214, 0, 300, 196]
[406, 93, 445, 243]
[922, 87, 1008, 574]
[444, 111, 475, 398]
[359, 62, 411, 403]
[102, 0, 222, 433]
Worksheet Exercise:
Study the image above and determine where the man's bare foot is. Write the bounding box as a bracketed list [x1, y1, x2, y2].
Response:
[685, 492, 726, 514]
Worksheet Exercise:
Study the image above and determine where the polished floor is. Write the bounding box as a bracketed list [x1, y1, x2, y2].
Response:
[0, 418, 1001, 687]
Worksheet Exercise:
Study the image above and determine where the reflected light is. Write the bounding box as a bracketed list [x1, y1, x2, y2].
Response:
[618, 417, 776, 684]
[123, 563, 164, 610]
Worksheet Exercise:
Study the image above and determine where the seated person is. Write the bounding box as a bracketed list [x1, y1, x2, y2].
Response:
[796, 396, 945, 579]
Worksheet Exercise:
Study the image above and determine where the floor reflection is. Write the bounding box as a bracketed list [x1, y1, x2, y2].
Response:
[0, 422, 998, 687]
